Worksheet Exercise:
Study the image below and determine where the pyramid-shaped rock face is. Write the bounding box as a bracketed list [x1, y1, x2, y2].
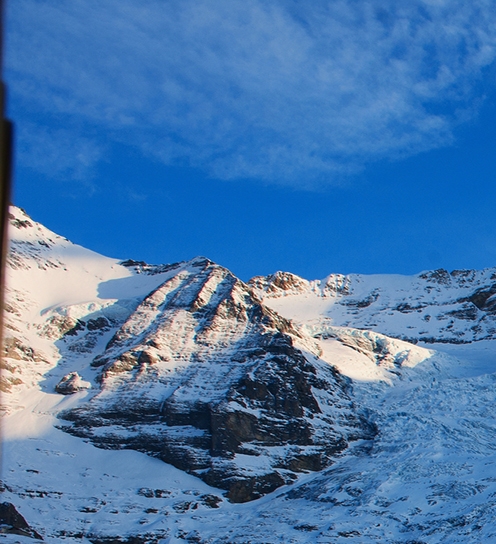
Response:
[60, 258, 375, 502]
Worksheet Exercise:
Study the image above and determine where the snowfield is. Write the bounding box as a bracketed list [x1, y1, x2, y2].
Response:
[3, 206, 496, 542]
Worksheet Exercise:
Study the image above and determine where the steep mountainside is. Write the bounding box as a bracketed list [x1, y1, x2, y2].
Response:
[58, 257, 375, 502]
[3, 207, 496, 543]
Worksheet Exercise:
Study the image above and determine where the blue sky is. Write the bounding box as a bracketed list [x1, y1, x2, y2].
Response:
[5, 0, 496, 281]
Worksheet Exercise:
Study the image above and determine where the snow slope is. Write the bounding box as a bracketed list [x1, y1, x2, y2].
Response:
[3, 207, 496, 542]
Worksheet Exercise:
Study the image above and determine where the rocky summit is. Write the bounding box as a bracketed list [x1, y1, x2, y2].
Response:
[4, 206, 496, 542]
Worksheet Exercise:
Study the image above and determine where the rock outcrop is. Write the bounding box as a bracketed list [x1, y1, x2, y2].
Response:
[0, 502, 43, 540]
[55, 372, 91, 394]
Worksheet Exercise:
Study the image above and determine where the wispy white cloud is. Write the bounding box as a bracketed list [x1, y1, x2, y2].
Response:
[16, 122, 104, 182]
[6, 0, 496, 185]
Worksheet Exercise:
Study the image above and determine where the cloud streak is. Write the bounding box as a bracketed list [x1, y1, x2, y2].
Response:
[6, 0, 496, 185]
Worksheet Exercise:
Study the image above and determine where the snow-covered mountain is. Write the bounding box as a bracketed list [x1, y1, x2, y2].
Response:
[3, 206, 496, 542]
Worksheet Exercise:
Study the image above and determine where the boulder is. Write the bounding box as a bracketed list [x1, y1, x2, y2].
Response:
[55, 372, 91, 395]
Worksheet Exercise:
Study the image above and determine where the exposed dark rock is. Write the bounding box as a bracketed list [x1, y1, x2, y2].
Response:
[120, 259, 148, 268]
[221, 472, 288, 503]
[451, 269, 476, 282]
[338, 530, 362, 537]
[395, 302, 427, 313]
[0, 501, 43, 539]
[64, 319, 86, 336]
[419, 268, 451, 285]
[444, 303, 479, 321]
[460, 284, 496, 312]
[9, 213, 33, 230]
[86, 534, 168, 544]
[294, 524, 319, 532]
[200, 494, 222, 508]
[55, 372, 91, 395]
[87, 317, 110, 331]
[418, 336, 469, 345]
[137, 488, 171, 498]
[341, 289, 380, 309]
[119, 258, 182, 276]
